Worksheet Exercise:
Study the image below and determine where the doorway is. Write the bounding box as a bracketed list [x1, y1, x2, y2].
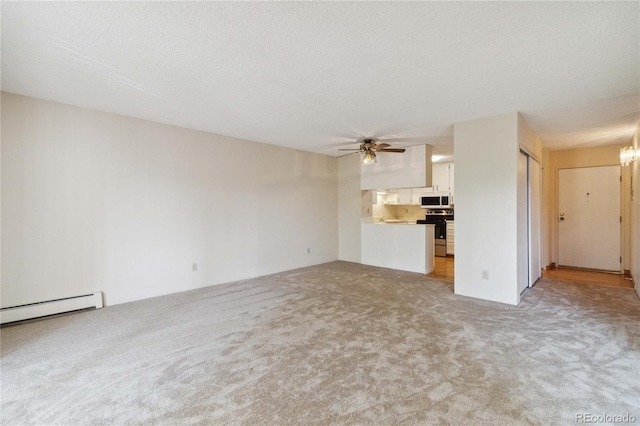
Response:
[558, 166, 621, 272]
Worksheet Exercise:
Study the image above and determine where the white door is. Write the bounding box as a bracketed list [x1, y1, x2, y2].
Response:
[558, 166, 621, 272]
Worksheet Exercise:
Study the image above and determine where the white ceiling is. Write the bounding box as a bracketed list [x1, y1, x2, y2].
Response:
[2, 2, 639, 157]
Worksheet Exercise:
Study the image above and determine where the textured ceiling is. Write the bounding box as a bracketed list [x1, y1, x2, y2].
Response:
[2, 2, 639, 157]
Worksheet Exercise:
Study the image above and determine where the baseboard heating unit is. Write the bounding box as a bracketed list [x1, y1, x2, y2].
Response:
[1, 292, 103, 325]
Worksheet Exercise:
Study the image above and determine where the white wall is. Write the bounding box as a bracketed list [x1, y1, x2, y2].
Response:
[454, 112, 520, 305]
[338, 154, 361, 262]
[517, 113, 542, 161]
[1, 92, 338, 307]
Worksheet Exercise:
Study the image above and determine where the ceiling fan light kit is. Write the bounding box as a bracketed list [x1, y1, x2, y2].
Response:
[362, 149, 378, 164]
[339, 138, 406, 165]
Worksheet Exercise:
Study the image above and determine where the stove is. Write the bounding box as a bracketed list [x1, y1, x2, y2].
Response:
[417, 209, 453, 257]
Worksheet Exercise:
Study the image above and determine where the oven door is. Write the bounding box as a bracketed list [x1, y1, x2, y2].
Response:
[433, 221, 446, 240]
[433, 221, 447, 257]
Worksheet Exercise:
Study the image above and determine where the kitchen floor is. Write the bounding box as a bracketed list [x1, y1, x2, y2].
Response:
[428, 257, 636, 290]
[427, 256, 454, 281]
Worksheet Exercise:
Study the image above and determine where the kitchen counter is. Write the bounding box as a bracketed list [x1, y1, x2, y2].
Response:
[361, 223, 435, 274]
[373, 220, 418, 225]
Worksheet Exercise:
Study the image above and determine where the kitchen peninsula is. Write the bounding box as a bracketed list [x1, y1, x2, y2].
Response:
[361, 222, 435, 274]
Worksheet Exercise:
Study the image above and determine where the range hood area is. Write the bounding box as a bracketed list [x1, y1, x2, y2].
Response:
[360, 145, 433, 190]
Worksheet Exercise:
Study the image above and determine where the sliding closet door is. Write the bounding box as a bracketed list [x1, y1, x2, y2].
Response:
[518, 151, 542, 294]
[528, 157, 541, 287]
[517, 152, 529, 295]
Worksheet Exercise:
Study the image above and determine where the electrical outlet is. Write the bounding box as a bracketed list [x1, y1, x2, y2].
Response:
[192, 263, 198, 272]
[307, 248, 311, 254]
[482, 270, 489, 280]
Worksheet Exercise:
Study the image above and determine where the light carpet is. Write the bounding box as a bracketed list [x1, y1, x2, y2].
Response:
[2, 261, 639, 425]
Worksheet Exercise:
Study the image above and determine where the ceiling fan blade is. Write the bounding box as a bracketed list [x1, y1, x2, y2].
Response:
[338, 148, 362, 151]
[375, 143, 391, 148]
[378, 148, 406, 153]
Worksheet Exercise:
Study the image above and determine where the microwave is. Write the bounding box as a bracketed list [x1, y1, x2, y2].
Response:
[420, 194, 452, 209]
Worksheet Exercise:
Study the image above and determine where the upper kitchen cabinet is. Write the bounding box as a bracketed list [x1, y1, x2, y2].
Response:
[433, 163, 450, 192]
[361, 190, 376, 222]
[379, 188, 423, 205]
[411, 188, 423, 205]
[361, 145, 433, 190]
[397, 188, 413, 205]
[425, 162, 454, 197]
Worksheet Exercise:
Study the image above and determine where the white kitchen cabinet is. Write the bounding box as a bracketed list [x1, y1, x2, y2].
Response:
[397, 188, 413, 204]
[411, 188, 423, 205]
[432, 162, 451, 192]
[424, 162, 454, 195]
[384, 188, 424, 205]
[361, 190, 376, 205]
[361, 145, 433, 190]
[448, 163, 454, 200]
[361, 190, 376, 221]
[415, 187, 432, 200]
[446, 220, 454, 255]
[381, 190, 398, 205]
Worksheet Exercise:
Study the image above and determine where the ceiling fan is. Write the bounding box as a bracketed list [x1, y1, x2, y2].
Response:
[339, 138, 406, 164]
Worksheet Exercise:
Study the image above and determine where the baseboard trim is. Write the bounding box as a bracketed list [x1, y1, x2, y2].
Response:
[1, 292, 103, 324]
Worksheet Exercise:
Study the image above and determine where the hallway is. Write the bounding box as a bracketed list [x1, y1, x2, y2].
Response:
[542, 267, 634, 289]
[428, 257, 636, 290]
